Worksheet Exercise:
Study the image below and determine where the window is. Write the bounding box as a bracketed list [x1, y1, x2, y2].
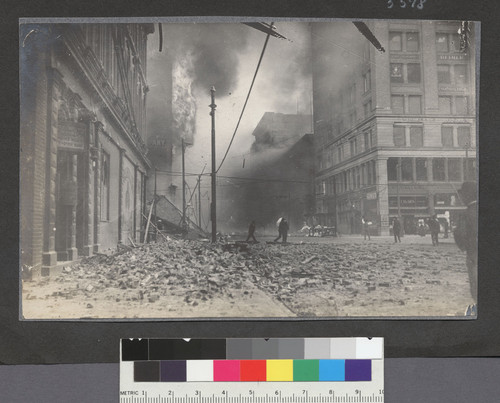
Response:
[448, 159, 461, 181]
[450, 33, 461, 52]
[464, 158, 476, 181]
[350, 138, 357, 156]
[401, 158, 413, 181]
[455, 65, 468, 84]
[456, 96, 468, 115]
[363, 130, 371, 151]
[406, 32, 420, 52]
[338, 145, 343, 162]
[436, 33, 449, 52]
[437, 65, 451, 84]
[100, 151, 110, 221]
[432, 158, 446, 181]
[457, 126, 471, 147]
[364, 100, 372, 118]
[441, 126, 454, 147]
[390, 63, 404, 83]
[416, 158, 428, 181]
[408, 95, 422, 114]
[407, 64, 421, 83]
[363, 70, 371, 92]
[355, 167, 361, 189]
[387, 158, 398, 181]
[372, 160, 377, 184]
[391, 95, 404, 114]
[410, 126, 423, 147]
[389, 32, 402, 51]
[393, 126, 406, 147]
[438, 96, 452, 114]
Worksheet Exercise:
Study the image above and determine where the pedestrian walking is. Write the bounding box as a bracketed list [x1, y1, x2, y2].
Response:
[392, 217, 402, 243]
[246, 220, 258, 243]
[361, 215, 371, 240]
[274, 217, 289, 243]
[453, 181, 477, 315]
[428, 215, 440, 246]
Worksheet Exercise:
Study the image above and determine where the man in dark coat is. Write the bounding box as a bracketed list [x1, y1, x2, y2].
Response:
[454, 181, 477, 314]
[393, 217, 402, 243]
[428, 215, 440, 246]
[246, 220, 258, 243]
[274, 218, 289, 243]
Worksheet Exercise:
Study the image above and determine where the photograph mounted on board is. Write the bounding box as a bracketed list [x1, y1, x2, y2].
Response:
[20, 19, 478, 319]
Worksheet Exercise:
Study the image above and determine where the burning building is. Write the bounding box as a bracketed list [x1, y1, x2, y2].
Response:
[20, 23, 154, 276]
[219, 112, 315, 234]
[312, 20, 477, 235]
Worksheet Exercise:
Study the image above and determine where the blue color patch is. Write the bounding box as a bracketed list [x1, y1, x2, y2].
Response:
[319, 360, 345, 381]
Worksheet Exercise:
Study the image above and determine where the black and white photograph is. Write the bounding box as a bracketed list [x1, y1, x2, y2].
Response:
[20, 18, 478, 319]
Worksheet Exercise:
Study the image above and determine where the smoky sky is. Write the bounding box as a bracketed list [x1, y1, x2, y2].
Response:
[162, 23, 250, 96]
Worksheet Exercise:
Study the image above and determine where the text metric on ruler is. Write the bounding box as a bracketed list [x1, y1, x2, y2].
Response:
[120, 338, 384, 403]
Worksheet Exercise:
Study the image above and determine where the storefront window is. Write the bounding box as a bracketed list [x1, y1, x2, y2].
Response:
[401, 158, 413, 181]
[448, 158, 461, 181]
[416, 158, 428, 181]
[387, 158, 399, 181]
[432, 158, 446, 181]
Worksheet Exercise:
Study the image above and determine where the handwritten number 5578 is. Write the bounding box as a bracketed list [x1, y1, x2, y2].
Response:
[387, 0, 427, 9]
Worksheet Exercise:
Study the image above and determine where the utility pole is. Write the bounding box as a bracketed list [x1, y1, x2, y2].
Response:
[181, 138, 187, 233]
[154, 168, 157, 240]
[198, 175, 202, 228]
[396, 161, 401, 219]
[210, 86, 217, 243]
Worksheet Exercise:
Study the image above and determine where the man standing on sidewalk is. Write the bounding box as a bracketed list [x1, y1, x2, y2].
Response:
[393, 217, 402, 243]
[454, 181, 477, 315]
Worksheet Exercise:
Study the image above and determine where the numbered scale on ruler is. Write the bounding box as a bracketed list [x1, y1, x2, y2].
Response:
[120, 338, 384, 403]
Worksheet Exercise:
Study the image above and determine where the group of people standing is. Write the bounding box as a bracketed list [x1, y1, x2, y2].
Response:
[245, 217, 289, 243]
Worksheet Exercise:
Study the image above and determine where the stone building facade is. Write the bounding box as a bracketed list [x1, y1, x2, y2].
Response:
[312, 20, 477, 235]
[20, 23, 154, 275]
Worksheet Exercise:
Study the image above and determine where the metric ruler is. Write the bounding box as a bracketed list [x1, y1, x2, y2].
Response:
[120, 338, 384, 403]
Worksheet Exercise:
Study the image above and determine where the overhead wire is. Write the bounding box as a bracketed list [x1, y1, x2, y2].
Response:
[216, 22, 274, 173]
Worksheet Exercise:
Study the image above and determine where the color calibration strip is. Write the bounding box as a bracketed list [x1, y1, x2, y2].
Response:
[122, 338, 383, 383]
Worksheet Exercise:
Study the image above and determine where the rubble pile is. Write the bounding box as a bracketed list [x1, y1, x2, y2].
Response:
[52, 238, 467, 315]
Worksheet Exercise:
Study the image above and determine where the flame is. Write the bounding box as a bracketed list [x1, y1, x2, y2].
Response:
[172, 51, 197, 145]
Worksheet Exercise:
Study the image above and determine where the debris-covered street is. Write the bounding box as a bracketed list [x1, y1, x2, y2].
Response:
[22, 236, 473, 319]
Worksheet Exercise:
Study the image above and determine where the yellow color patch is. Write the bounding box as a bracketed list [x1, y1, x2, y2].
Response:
[266, 360, 294, 381]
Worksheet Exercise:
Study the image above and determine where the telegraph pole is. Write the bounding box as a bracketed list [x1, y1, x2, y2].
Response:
[210, 86, 217, 243]
[181, 138, 187, 232]
[198, 175, 202, 228]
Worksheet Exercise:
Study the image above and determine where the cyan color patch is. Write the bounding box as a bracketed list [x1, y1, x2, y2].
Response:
[319, 360, 345, 381]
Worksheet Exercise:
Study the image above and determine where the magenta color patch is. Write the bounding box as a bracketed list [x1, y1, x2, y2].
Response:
[213, 360, 240, 381]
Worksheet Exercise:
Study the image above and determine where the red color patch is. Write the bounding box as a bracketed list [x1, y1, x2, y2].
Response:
[240, 360, 267, 381]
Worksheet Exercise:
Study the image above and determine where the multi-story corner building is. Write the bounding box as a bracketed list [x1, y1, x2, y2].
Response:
[312, 20, 477, 235]
[20, 23, 154, 275]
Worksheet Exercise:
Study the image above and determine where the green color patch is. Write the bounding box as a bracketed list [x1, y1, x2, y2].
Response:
[293, 359, 319, 381]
